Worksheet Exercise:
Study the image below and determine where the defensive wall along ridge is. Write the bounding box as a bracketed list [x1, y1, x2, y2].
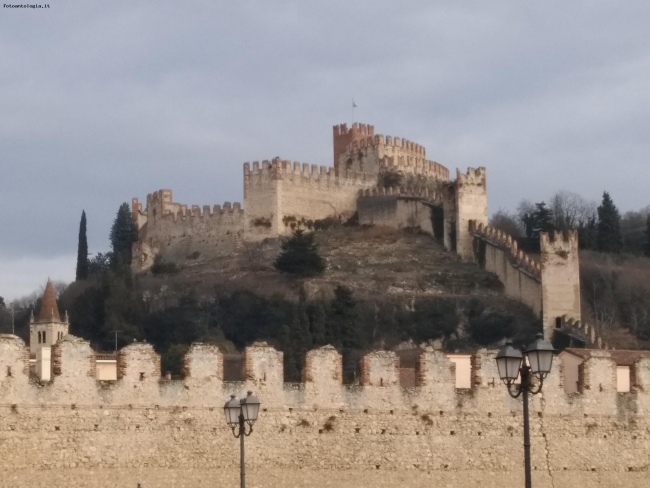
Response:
[1, 334, 650, 487]
[470, 222, 601, 347]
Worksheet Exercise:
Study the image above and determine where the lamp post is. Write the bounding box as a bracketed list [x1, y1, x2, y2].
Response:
[224, 391, 261, 488]
[495, 334, 554, 488]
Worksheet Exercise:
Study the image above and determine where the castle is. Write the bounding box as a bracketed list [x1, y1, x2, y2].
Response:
[131, 122, 586, 342]
[1, 123, 644, 487]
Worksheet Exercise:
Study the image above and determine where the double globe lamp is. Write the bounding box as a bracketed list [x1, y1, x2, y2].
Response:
[496, 333, 555, 488]
[224, 391, 261, 488]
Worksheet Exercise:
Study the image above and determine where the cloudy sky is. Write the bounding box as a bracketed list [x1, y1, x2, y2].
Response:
[1, 1, 649, 301]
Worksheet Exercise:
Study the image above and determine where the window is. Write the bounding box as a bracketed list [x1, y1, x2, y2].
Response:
[555, 317, 562, 329]
[43, 331, 46, 343]
[38, 331, 42, 343]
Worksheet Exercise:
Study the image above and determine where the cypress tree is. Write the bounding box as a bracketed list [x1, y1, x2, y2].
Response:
[596, 192, 623, 253]
[75, 210, 89, 280]
[308, 302, 327, 347]
[110, 203, 138, 268]
[643, 214, 650, 258]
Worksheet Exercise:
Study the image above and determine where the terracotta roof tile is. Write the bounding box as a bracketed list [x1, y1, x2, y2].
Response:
[36, 280, 61, 322]
[564, 348, 650, 366]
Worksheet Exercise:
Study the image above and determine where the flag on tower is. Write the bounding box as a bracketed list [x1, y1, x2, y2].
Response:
[352, 100, 358, 108]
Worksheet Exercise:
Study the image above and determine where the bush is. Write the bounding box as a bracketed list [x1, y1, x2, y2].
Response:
[378, 170, 403, 189]
[151, 256, 179, 275]
[274, 230, 326, 277]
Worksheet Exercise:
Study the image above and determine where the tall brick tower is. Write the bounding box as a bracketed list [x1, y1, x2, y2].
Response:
[332, 123, 374, 171]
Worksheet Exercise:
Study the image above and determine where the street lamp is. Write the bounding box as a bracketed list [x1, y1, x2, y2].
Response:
[495, 334, 554, 488]
[224, 391, 261, 488]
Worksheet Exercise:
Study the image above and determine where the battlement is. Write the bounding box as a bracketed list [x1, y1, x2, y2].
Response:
[159, 201, 244, 222]
[1, 334, 649, 416]
[470, 221, 541, 279]
[333, 122, 375, 137]
[559, 316, 609, 349]
[357, 186, 442, 204]
[540, 229, 579, 253]
[346, 134, 426, 157]
[456, 167, 486, 187]
[243, 159, 373, 186]
[339, 141, 449, 181]
[333, 122, 376, 168]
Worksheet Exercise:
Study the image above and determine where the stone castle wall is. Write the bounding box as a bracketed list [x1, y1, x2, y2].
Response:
[337, 133, 449, 181]
[132, 123, 453, 269]
[357, 187, 441, 235]
[242, 160, 377, 240]
[132, 190, 244, 269]
[1, 335, 649, 487]
[471, 221, 543, 319]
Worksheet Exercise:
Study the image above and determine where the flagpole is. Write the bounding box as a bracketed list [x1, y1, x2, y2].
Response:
[352, 99, 355, 123]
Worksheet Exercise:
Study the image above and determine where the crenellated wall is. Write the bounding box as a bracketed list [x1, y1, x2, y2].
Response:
[1, 334, 649, 487]
[337, 132, 449, 181]
[130, 124, 478, 271]
[470, 220, 543, 319]
[132, 190, 245, 269]
[357, 187, 441, 234]
[243, 159, 376, 239]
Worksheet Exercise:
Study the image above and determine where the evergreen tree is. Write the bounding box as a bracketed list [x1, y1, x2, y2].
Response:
[308, 302, 327, 346]
[596, 192, 623, 253]
[521, 202, 555, 250]
[75, 210, 89, 281]
[532, 202, 554, 239]
[110, 203, 138, 268]
[577, 216, 598, 250]
[329, 286, 361, 349]
[287, 307, 312, 381]
[274, 230, 326, 277]
[0, 296, 5, 309]
[643, 214, 650, 258]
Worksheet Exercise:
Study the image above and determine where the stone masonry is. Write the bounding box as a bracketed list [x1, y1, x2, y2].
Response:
[1, 334, 649, 487]
[131, 123, 452, 270]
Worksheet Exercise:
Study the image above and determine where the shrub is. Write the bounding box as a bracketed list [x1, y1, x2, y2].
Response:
[151, 256, 179, 275]
[378, 170, 402, 189]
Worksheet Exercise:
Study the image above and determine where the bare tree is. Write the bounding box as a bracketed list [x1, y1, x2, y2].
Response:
[548, 190, 596, 230]
[489, 209, 523, 237]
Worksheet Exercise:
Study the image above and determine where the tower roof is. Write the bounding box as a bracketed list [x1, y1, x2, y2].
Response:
[36, 280, 61, 323]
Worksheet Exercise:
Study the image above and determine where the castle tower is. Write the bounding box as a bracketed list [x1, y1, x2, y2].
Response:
[454, 167, 487, 260]
[540, 230, 581, 340]
[333, 123, 374, 171]
[29, 280, 69, 381]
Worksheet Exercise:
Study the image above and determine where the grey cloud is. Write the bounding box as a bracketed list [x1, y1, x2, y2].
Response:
[1, 1, 650, 294]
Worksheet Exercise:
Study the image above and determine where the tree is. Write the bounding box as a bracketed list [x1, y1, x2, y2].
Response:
[549, 190, 596, 231]
[88, 252, 113, 276]
[0, 296, 5, 309]
[577, 216, 597, 250]
[489, 209, 522, 237]
[307, 302, 327, 346]
[597, 192, 623, 253]
[76, 210, 89, 280]
[643, 214, 650, 258]
[520, 202, 554, 250]
[274, 230, 326, 277]
[110, 203, 137, 268]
